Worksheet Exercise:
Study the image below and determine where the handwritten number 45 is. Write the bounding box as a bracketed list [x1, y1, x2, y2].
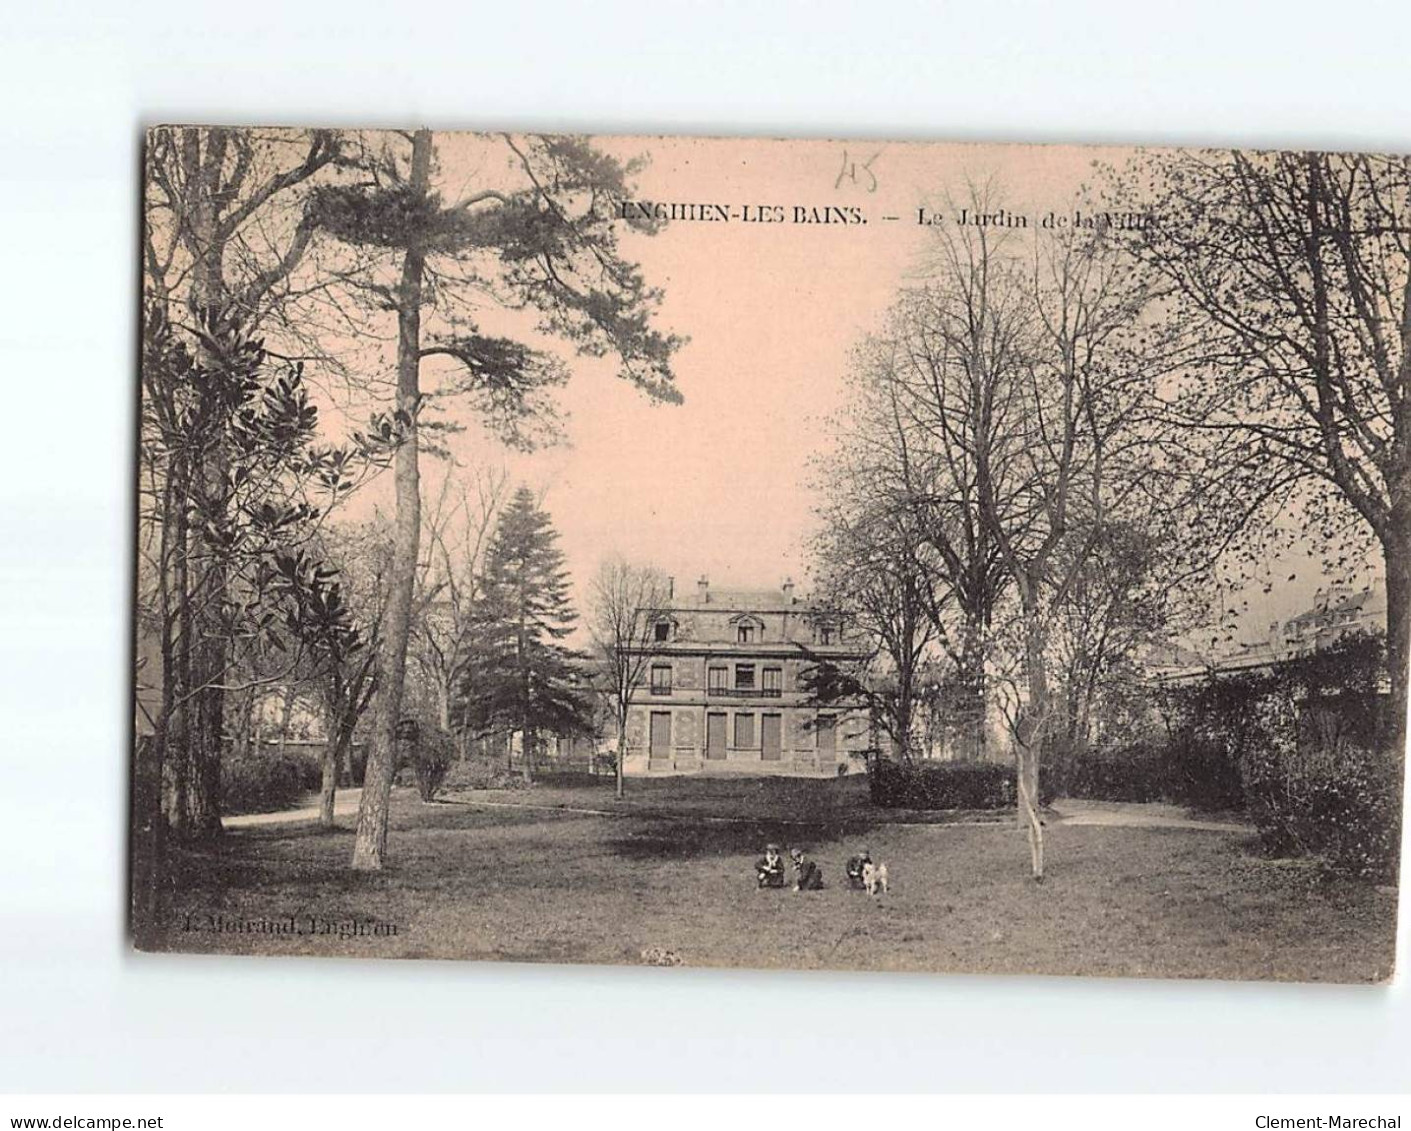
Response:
[836, 150, 880, 192]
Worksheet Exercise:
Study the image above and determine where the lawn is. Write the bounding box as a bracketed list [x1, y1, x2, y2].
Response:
[144, 775, 1399, 983]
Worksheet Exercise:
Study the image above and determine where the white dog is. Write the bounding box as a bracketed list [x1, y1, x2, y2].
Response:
[861, 860, 889, 896]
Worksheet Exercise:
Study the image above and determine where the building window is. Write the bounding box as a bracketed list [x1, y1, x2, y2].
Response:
[734, 713, 755, 748]
[653, 620, 670, 643]
[650, 665, 672, 695]
[819, 625, 833, 645]
[737, 624, 755, 643]
[762, 667, 782, 697]
[735, 663, 756, 691]
[708, 667, 728, 695]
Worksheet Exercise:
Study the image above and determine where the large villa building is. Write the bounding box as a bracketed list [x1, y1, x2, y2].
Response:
[622, 576, 870, 775]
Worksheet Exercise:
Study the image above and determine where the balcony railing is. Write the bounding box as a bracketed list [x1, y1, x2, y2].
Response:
[708, 686, 782, 698]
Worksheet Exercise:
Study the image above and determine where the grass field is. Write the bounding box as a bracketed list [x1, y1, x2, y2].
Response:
[147, 775, 1399, 983]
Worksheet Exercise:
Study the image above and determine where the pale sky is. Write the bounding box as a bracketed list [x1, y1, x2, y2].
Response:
[329, 133, 1383, 640]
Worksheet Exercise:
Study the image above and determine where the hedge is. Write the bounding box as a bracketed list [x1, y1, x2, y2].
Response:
[1061, 741, 1169, 803]
[868, 758, 1055, 810]
[1063, 632, 1400, 881]
[1061, 736, 1245, 811]
[220, 745, 322, 815]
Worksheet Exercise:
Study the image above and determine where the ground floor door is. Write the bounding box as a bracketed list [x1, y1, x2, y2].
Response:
[816, 714, 836, 756]
[706, 712, 727, 759]
[761, 713, 782, 760]
[650, 712, 671, 759]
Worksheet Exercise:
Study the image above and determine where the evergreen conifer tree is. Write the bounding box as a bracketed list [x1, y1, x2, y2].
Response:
[459, 487, 591, 781]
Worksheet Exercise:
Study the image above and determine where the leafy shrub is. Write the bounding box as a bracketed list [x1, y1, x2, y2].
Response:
[1239, 695, 1402, 883]
[411, 727, 456, 802]
[439, 756, 534, 791]
[1165, 730, 1246, 812]
[1062, 632, 1382, 825]
[347, 742, 368, 787]
[1064, 742, 1169, 803]
[221, 745, 322, 814]
[1063, 735, 1245, 809]
[869, 758, 1054, 810]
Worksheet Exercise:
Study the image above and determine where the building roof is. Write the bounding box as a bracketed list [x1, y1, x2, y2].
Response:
[1144, 641, 1209, 672]
[1285, 583, 1385, 630]
[655, 578, 834, 616]
[667, 588, 804, 612]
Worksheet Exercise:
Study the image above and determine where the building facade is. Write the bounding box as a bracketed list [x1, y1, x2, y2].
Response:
[1153, 577, 1389, 683]
[623, 576, 870, 775]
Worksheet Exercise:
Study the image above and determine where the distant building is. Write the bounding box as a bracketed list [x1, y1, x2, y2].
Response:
[623, 575, 869, 775]
[1277, 579, 1386, 658]
[1153, 577, 1387, 683]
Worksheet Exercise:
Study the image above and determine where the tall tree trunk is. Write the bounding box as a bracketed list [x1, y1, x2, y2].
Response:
[134, 466, 178, 944]
[615, 714, 627, 800]
[180, 127, 230, 840]
[1382, 522, 1410, 761]
[322, 705, 358, 827]
[165, 465, 192, 831]
[892, 675, 914, 762]
[960, 617, 987, 762]
[185, 603, 226, 836]
[235, 687, 256, 762]
[1015, 582, 1047, 882]
[319, 751, 338, 828]
[436, 679, 453, 740]
[319, 699, 340, 829]
[276, 685, 295, 756]
[352, 128, 432, 871]
[518, 591, 534, 784]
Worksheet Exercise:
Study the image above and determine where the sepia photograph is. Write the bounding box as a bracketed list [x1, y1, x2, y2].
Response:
[131, 127, 1406, 983]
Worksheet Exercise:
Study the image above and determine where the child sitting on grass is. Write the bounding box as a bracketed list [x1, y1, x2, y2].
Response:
[755, 843, 786, 889]
[790, 847, 823, 891]
[845, 849, 873, 891]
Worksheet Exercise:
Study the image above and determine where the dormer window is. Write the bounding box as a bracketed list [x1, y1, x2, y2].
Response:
[654, 620, 671, 643]
[731, 614, 764, 644]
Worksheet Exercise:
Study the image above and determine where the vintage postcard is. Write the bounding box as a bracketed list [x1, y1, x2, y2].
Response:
[132, 127, 1406, 981]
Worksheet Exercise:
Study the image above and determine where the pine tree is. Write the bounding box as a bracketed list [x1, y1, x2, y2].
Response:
[316, 129, 681, 870]
[458, 487, 591, 782]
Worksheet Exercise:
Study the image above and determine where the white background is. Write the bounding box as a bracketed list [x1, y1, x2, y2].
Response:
[1, 0, 1409, 1094]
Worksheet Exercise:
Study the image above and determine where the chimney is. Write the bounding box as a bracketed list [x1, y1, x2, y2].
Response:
[782, 576, 795, 603]
[666, 575, 675, 600]
[697, 575, 709, 603]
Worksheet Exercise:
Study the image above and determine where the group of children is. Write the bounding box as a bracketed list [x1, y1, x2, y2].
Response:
[754, 843, 876, 893]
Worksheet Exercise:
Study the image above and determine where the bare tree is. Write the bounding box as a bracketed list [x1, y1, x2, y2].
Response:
[810, 492, 937, 762]
[305, 520, 399, 826]
[1117, 149, 1411, 755]
[865, 187, 1166, 879]
[412, 465, 510, 745]
[1047, 521, 1172, 781]
[830, 295, 1014, 758]
[588, 558, 671, 799]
